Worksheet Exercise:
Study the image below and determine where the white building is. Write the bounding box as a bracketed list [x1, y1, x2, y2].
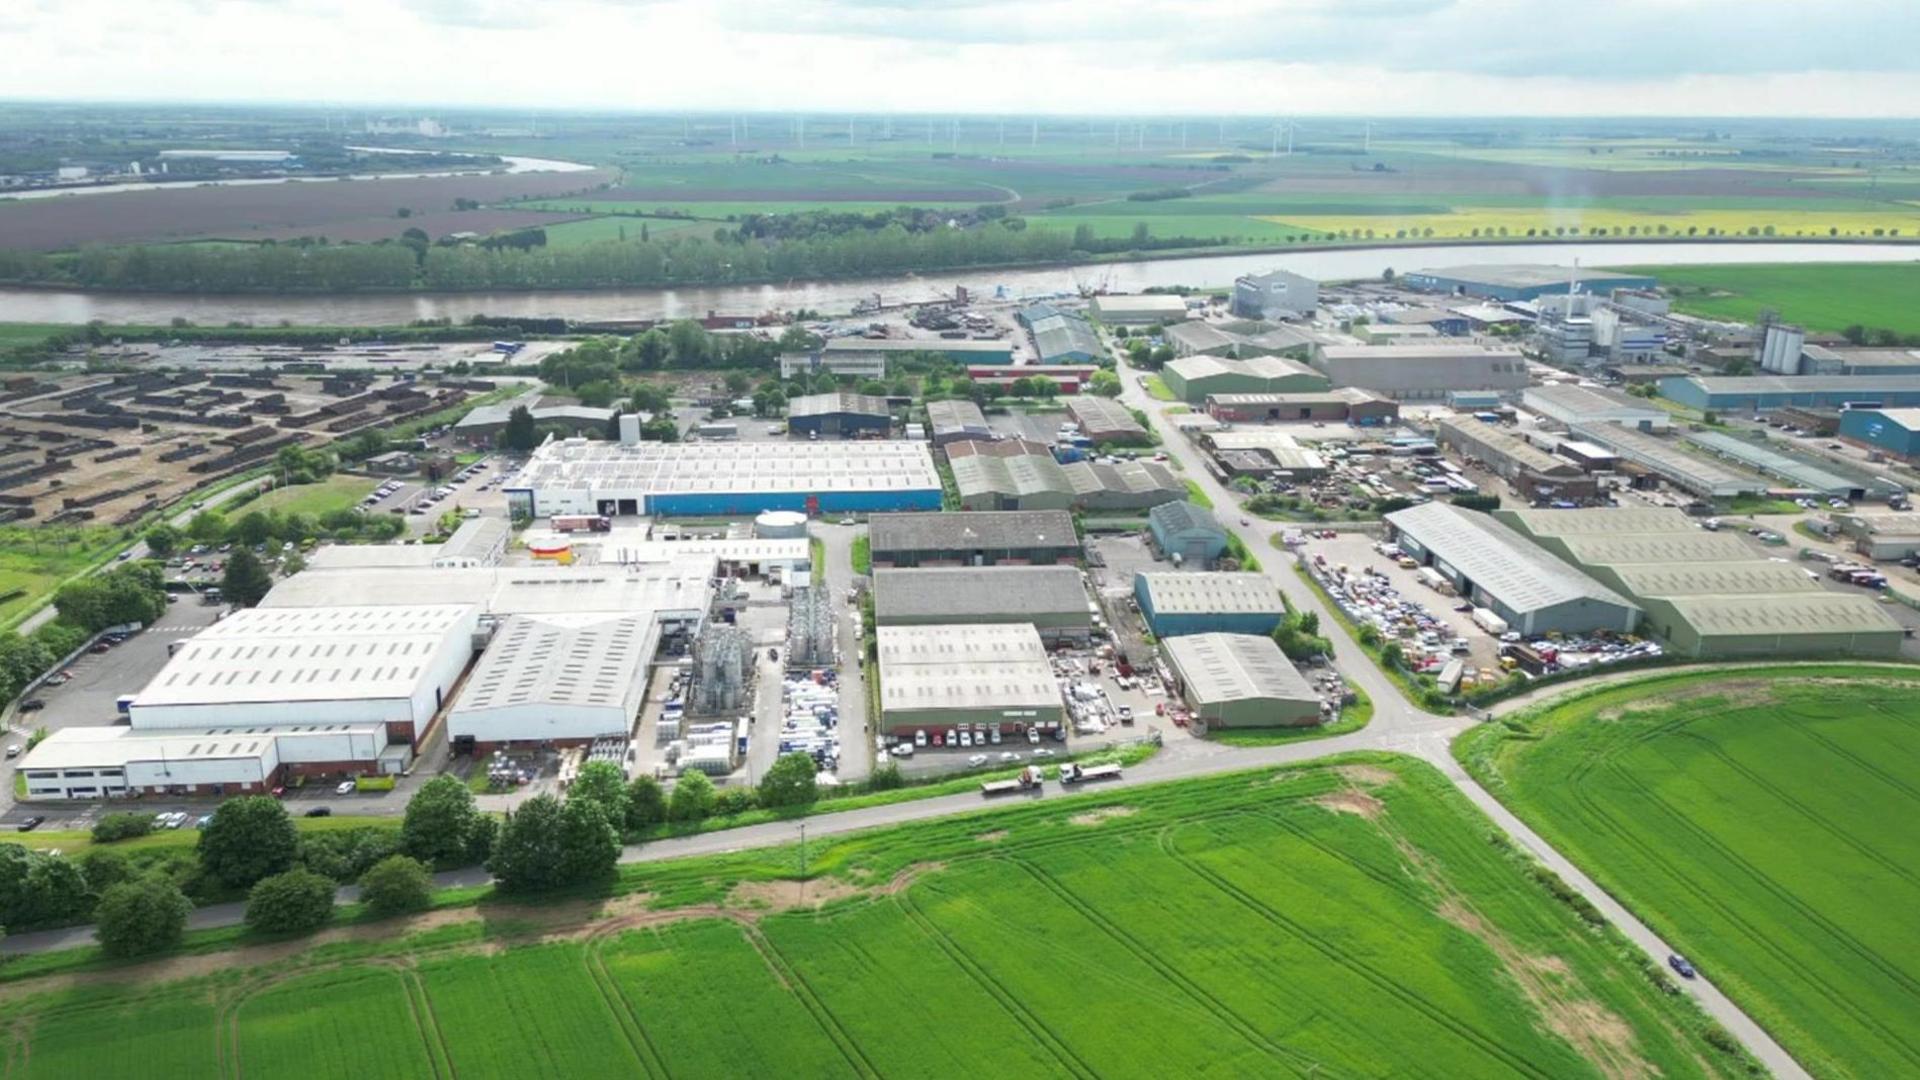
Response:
[19, 723, 399, 801]
[448, 613, 654, 749]
[434, 516, 510, 568]
[1311, 344, 1529, 401]
[1231, 270, 1319, 321]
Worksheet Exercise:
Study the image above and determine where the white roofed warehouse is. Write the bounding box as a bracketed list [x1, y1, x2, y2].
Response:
[875, 623, 1064, 735]
[1134, 572, 1287, 638]
[1385, 503, 1641, 636]
[1162, 633, 1321, 731]
[447, 612, 655, 751]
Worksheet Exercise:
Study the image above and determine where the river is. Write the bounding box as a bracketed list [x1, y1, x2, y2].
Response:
[0, 241, 1913, 326]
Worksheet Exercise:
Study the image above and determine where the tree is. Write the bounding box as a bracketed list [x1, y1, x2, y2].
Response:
[91, 812, 154, 843]
[556, 798, 619, 884]
[1380, 642, 1406, 670]
[400, 776, 484, 869]
[724, 372, 752, 395]
[144, 523, 181, 557]
[501, 405, 539, 452]
[220, 548, 273, 608]
[358, 854, 433, 916]
[94, 877, 192, 958]
[187, 510, 229, 544]
[759, 752, 820, 809]
[198, 795, 298, 889]
[234, 511, 274, 549]
[1087, 370, 1123, 397]
[568, 761, 628, 826]
[0, 844, 91, 928]
[669, 771, 716, 822]
[1381, 267, 1396, 282]
[625, 776, 667, 829]
[1843, 324, 1869, 346]
[488, 795, 566, 891]
[75, 848, 134, 895]
[245, 869, 335, 934]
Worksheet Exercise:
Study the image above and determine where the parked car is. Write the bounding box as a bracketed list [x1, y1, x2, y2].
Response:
[966, 754, 989, 767]
[304, 807, 332, 818]
[1668, 954, 1697, 979]
[17, 816, 46, 832]
[3, 744, 19, 759]
[16, 699, 43, 712]
[335, 780, 357, 795]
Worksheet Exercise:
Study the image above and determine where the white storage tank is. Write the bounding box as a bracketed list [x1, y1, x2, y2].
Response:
[755, 510, 809, 539]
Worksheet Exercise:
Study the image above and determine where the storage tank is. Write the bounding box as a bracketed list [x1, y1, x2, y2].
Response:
[529, 539, 573, 564]
[755, 510, 808, 538]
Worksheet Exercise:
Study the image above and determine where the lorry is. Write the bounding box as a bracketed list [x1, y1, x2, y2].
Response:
[551, 514, 613, 533]
[1470, 607, 1509, 636]
[1058, 762, 1122, 786]
[491, 341, 526, 356]
[980, 767, 1042, 797]
[1499, 642, 1555, 677]
[1436, 659, 1464, 694]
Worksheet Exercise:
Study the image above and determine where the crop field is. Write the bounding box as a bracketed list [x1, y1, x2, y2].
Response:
[1620, 262, 1920, 337]
[1456, 666, 1920, 1080]
[1261, 204, 1920, 242]
[0, 759, 1751, 1079]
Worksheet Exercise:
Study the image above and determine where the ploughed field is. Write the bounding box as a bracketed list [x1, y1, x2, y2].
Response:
[1457, 666, 1920, 1080]
[0, 759, 1747, 1079]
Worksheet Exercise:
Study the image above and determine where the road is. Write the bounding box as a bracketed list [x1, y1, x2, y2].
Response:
[0, 359, 1813, 1079]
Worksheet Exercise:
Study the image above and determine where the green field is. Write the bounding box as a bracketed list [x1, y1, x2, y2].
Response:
[0, 759, 1749, 1079]
[0, 525, 130, 629]
[1624, 262, 1920, 337]
[1456, 666, 1920, 1080]
[244, 475, 377, 518]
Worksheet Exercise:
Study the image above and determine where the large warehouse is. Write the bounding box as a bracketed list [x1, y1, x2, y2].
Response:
[447, 612, 653, 750]
[1495, 506, 1904, 658]
[786, 392, 892, 439]
[504, 438, 942, 517]
[1401, 264, 1656, 302]
[1684, 429, 1900, 501]
[1149, 501, 1229, 565]
[1204, 388, 1398, 425]
[1065, 396, 1149, 445]
[1162, 354, 1329, 403]
[1567, 422, 1766, 498]
[1311, 344, 1529, 401]
[1658, 374, 1920, 413]
[1090, 294, 1191, 324]
[1162, 633, 1321, 731]
[925, 398, 993, 448]
[19, 724, 400, 801]
[875, 623, 1064, 735]
[873, 566, 1092, 642]
[1522, 383, 1669, 432]
[1433, 416, 1594, 500]
[816, 337, 1014, 365]
[868, 510, 1080, 568]
[1030, 311, 1105, 364]
[1385, 503, 1640, 636]
[948, 439, 1182, 513]
[1839, 407, 1920, 461]
[127, 605, 478, 740]
[1134, 572, 1287, 638]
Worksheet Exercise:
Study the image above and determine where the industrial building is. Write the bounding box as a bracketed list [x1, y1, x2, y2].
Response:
[1062, 458, 1184, 512]
[1382, 307, 1470, 336]
[1356, 323, 1441, 346]
[868, 510, 1080, 568]
[1161, 354, 1329, 403]
[127, 605, 478, 741]
[1200, 430, 1328, 480]
[814, 337, 1014, 365]
[1401, 264, 1656, 302]
[947, 439, 1078, 512]
[1522, 383, 1669, 432]
[778, 351, 887, 380]
[1832, 511, 1920, 560]
[873, 566, 1092, 642]
[1567, 422, 1765, 498]
[1162, 633, 1320, 730]
[1432, 416, 1594, 500]
[454, 398, 617, 443]
[447, 612, 652, 750]
[1231, 269, 1319, 321]
[19, 724, 399, 801]
[1090, 294, 1191, 325]
[874, 623, 1063, 735]
[1065, 396, 1149, 445]
[1203, 388, 1398, 426]
[1149, 501, 1229, 565]
[595, 537, 809, 578]
[924, 399, 993, 449]
[262, 560, 715, 631]
[1385, 503, 1640, 636]
[504, 438, 942, 517]
[1658, 374, 1920, 413]
[785, 392, 892, 439]
[1030, 311, 1105, 364]
[1684, 429, 1902, 501]
[1839, 407, 1920, 461]
[434, 517, 510, 568]
[1311, 344, 1528, 400]
[1134, 572, 1286, 638]
[1495, 506, 1903, 658]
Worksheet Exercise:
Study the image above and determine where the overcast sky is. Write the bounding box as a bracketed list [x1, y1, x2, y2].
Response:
[5, 0, 1919, 116]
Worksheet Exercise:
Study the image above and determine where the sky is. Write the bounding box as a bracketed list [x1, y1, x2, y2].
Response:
[5, 0, 1919, 116]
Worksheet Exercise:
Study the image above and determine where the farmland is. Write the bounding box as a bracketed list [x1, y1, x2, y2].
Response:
[1456, 666, 1920, 1080]
[1621, 262, 1920, 337]
[0, 759, 1751, 1078]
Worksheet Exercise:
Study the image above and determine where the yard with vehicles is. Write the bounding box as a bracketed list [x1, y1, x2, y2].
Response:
[1617, 262, 1920, 340]
[1456, 665, 1920, 1080]
[0, 758, 1753, 1078]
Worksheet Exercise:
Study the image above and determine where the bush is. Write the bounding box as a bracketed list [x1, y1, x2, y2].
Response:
[198, 795, 298, 889]
[75, 848, 134, 895]
[357, 854, 432, 917]
[297, 826, 399, 883]
[866, 762, 904, 791]
[91, 812, 155, 844]
[669, 771, 716, 822]
[95, 877, 192, 958]
[713, 788, 756, 816]
[624, 776, 666, 829]
[245, 868, 336, 934]
[354, 775, 396, 792]
[757, 751, 819, 808]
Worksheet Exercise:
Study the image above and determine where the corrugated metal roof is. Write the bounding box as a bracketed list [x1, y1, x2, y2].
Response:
[1607, 562, 1821, 598]
[788, 391, 890, 419]
[1658, 593, 1903, 636]
[1149, 500, 1224, 537]
[873, 566, 1088, 621]
[869, 510, 1077, 554]
[1499, 506, 1696, 537]
[453, 612, 651, 714]
[875, 623, 1062, 713]
[1387, 503, 1638, 616]
[1163, 633, 1317, 706]
[1566, 422, 1764, 496]
[1137, 572, 1285, 615]
[925, 398, 989, 435]
[1556, 533, 1757, 566]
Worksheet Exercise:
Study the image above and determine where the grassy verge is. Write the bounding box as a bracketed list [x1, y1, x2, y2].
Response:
[1143, 374, 1177, 402]
[1182, 479, 1213, 508]
[1209, 686, 1372, 746]
[1725, 494, 1803, 515]
[246, 475, 379, 518]
[850, 534, 870, 575]
[1294, 564, 1451, 715]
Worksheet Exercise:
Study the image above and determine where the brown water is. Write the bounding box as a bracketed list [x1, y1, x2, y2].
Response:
[0, 241, 1912, 326]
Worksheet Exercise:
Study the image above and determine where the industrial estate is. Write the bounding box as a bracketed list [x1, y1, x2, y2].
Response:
[0, 97, 1916, 1080]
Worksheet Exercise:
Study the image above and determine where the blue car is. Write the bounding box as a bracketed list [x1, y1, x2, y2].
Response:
[1668, 954, 1697, 979]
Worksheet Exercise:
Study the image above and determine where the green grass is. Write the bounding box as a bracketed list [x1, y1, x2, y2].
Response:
[1142, 374, 1177, 401]
[245, 475, 377, 518]
[0, 757, 1752, 1079]
[0, 525, 142, 630]
[1181, 479, 1212, 508]
[1724, 494, 1803, 515]
[1455, 665, 1920, 1080]
[850, 534, 870, 575]
[1209, 686, 1371, 746]
[535, 214, 709, 247]
[1620, 263, 1920, 338]
[11, 813, 399, 855]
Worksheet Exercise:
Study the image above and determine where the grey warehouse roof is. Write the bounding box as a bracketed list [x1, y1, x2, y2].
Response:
[873, 566, 1088, 622]
[456, 612, 650, 713]
[1606, 562, 1822, 598]
[506, 439, 939, 497]
[1658, 593, 1901, 636]
[1136, 572, 1285, 615]
[1387, 503, 1637, 616]
[1149, 500, 1224, 536]
[1162, 633, 1317, 707]
[787, 391, 890, 419]
[925, 398, 989, 435]
[1411, 264, 1639, 289]
[869, 510, 1078, 553]
[875, 623, 1061, 714]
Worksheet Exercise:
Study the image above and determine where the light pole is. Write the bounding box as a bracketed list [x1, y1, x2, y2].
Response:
[797, 821, 809, 901]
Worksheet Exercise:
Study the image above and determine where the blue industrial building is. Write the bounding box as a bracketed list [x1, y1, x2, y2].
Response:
[1402, 264, 1656, 302]
[646, 488, 941, 516]
[1148, 502, 1228, 565]
[1659, 375, 1920, 413]
[1839, 407, 1920, 461]
[1133, 571, 1286, 638]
